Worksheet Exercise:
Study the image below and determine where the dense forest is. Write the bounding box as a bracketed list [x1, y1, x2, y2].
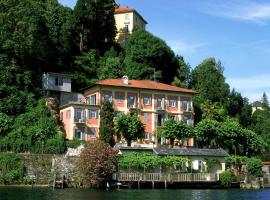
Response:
[0, 0, 270, 159]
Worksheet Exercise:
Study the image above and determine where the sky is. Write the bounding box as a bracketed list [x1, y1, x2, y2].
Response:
[59, 0, 270, 102]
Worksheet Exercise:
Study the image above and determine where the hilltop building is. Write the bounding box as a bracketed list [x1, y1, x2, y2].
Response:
[251, 101, 264, 114]
[114, 6, 147, 44]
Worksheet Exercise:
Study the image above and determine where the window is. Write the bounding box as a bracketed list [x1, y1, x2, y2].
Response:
[55, 77, 63, 86]
[169, 99, 177, 107]
[125, 13, 130, 20]
[117, 95, 123, 103]
[143, 97, 151, 105]
[184, 115, 191, 125]
[60, 112, 63, 121]
[89, 109, 98, 119]
[75, 129, 81, 139]
[87, 95, 96, 105]
[124, 25, 129, 33]
[75, 108, 84, 121]
[90, 129, 96, 138]
[182, 100, 191, 111]
[102, 93, 112, 103]
[127, 96, 136, 107]
[143, 113, 149, 122]
[74, 127, 86, 140]
[66, 110, 71, 119]
[157, 98, 164, 109]
[144, 132, 150, 140]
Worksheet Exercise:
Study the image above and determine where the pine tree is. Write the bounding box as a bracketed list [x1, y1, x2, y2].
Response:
[99, 100, 115, 147]
[262, 92, 269, 109]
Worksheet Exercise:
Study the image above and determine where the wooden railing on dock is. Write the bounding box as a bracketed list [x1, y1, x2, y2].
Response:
[117, 173, 218, 182]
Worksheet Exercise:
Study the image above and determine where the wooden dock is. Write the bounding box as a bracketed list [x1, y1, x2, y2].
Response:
[116, 173, 218, 189]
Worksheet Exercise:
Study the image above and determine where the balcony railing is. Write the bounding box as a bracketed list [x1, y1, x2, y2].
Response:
[74, 117, 86, 123]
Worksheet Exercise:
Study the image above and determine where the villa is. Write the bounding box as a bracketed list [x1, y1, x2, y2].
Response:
[42, 73, 196, 146]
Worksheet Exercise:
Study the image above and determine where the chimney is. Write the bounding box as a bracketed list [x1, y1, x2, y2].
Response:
[122, 75, 129, 85]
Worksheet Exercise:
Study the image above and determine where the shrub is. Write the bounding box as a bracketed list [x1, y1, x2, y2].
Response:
[76, 140, 118, 188]
[66, 138, 86, 149]
[219, 169, 236, 187]
[247, 157, 263, 177]
[0, 153, 24, 184]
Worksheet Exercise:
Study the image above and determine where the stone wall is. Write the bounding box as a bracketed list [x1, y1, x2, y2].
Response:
[18, 154, 53, 184]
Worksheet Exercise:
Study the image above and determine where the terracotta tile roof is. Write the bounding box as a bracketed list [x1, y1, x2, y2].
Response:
[262, 162, 270, 165]
[115, 7, 134, 13]
[94, 79, 196, 94]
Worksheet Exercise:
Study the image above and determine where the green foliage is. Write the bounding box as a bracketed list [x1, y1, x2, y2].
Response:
[261, 92, 269, 110]
[194, 119, 220, 148]
[115, 113, 145, 146]
[77, 140, 118, 188]
[219, 169, 236, 187]
[160, 118, 192, 139]
[98, 48, 124, 80]
[226, 89, 244, 118]
[0, 99, 65, 153]
[191, 58, 230, 105]
[0, 54, 35, 116]
[99, 101, 115, 147]
[171, 56, 191, 88]
[66, 138, 86, 149]
[201, 101, 227, 122]
[0, 113, 13, 137]
[225, 156, 263, 177]
[73, 49, 99, 88]
[118, 152, 189, 170]
[247, 157, 263, 177]
[74, 0, 116, 53]
[124, 29, 179, 83]
[0, 153, 24, 184]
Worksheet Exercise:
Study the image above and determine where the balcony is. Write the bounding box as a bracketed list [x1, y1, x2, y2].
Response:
[74, 117, 86, 124]
[157, 104, 166, 111]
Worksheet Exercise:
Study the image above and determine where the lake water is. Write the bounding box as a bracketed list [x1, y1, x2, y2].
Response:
[0, 187, 270, 200]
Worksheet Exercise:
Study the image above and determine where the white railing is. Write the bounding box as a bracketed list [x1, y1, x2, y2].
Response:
[118, 173, 218, 182]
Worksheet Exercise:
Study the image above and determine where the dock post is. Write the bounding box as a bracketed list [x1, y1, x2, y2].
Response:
[164, 180, 167, 189]
[138, 181, 140, 189]
[152, 181, 155, 189]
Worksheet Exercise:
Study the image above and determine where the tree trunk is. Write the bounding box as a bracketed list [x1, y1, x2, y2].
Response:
[127, 140, 132, 147]
[79, 24, 84, 52]
[169, 138, 174, 147]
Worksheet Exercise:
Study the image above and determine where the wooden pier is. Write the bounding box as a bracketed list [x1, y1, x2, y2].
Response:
[117, 173, 218, 189]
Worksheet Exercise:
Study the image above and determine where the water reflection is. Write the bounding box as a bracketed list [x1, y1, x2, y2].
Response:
[0, 187, 269, 200]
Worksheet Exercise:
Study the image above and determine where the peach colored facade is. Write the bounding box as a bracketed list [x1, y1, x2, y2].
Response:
[60, 79, 195, 146]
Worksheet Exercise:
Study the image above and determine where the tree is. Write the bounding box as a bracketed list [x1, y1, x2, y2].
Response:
[0, 0, 51, 76]
[194, 119, 220, 148]
[0, 54, 34, 116]
[191, 58, 230, 105]
[99, 101, 115, 147]
[73, 49, 100, 89]
[98, 48, 124, 80]
[0, 114, 13, 137]
[0, 99, 65, 153]
[45, 2, 79, 71]
[124, 29, 179, 83]
[226, 89, 244, 118]
[115, 114, 145, 146]
[74, 0, 116, 53]
[239, 97, 252, 128]
[160, 118, 192, 142]
[201, 101, 227, 122]
[171, 56, 191, 88]
[77, 140, 118, 188]
[261, 92, 269, 110]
